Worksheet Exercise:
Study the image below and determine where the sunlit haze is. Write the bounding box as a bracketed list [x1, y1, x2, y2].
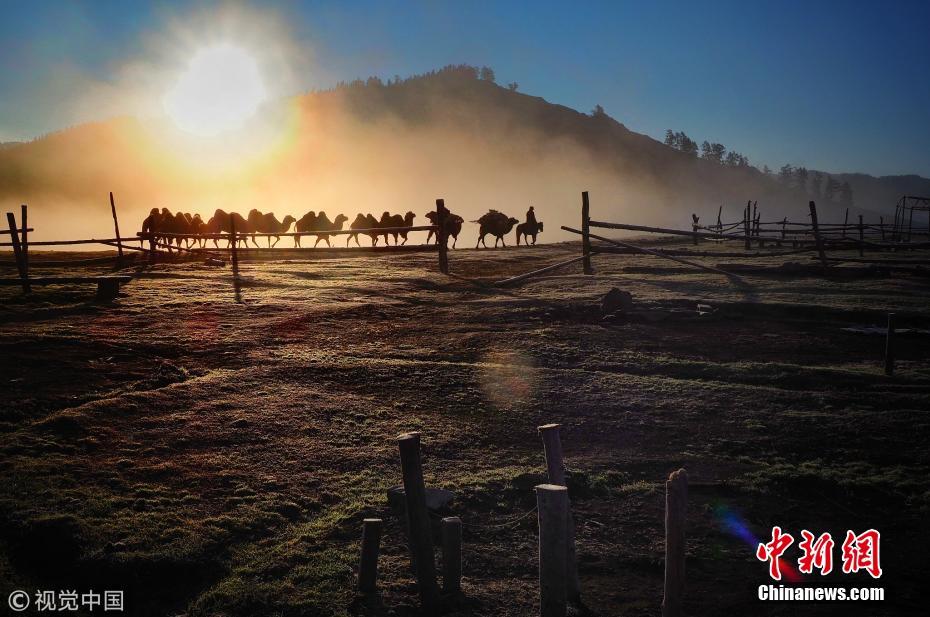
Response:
[163, 44, 268, 136]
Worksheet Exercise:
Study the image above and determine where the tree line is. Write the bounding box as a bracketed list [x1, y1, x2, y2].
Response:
[665, 129, 854, 206]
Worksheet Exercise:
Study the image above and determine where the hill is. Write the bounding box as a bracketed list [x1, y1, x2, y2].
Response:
[0, 65, 925, 242]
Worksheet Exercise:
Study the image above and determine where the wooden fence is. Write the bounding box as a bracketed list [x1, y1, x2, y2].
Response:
[1, 198, 455, 296]
[358, 426, 690, 617]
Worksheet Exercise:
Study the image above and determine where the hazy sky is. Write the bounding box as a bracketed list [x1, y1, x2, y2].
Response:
[1, 0, 928, 177]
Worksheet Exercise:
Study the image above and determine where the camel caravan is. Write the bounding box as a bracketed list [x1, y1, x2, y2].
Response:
[138, 205, 541, 251]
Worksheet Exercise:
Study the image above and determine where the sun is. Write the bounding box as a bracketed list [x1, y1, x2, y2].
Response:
[163, 44, 268, 137]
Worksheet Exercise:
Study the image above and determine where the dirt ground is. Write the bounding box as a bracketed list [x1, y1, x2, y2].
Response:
[1, 240, 928, 617]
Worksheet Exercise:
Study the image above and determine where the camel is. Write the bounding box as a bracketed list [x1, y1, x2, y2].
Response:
[426, 211, 464, 248]
[205, 209, 251, 248]
[311, 212, 349, 247]
[515, 220, 544, 246]
[140, 208, 161, 247]
[189, 214, 206, 248]
[377, 212, 394, 245]
[294, 211, 317, 247]
[254, 213, 296, 248]
[347, 214, 370, 247]
[247, 209, 265, 248]
[364, 214, 381, 246]
[474, 210, 519, 248]
[381, 211, 416, 245]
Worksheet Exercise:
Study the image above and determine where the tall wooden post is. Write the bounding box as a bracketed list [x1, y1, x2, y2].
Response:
[879, 216, 885, 241]
[398, 433, 440, 614]
[662, 469, 688, 617]
[884, 313, 895, 377]
[6, 212, 30, 293]
[20, 204, 28, 278]
[691, 214, 699, 245]
[109, 192, 124, 259]
[537, 424, 580, 602]
[441, 516, 462, 594]
[581, 191, 592, 275]
[716, 205, 722, 231]
[743, 202, 751, 250]
[358, 518, 383, 593]
[149, 215, 157, 264]
[436, 198, 449, 275]
[842, 207, 849, 238]
[809, 201, 827, 267]
[230, 215, 240, 276]
[858, 215, 864, 257]
[536, 484, 568, 617]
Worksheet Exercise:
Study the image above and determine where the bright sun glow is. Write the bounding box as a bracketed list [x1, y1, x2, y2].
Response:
[163, 44, 267, 137]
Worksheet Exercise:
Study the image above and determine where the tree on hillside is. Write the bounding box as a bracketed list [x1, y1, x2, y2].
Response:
[663, 130, 698, 156]
[507, 82, 519, 91]
[839, 181, 854, 207]
[592, 104, 607, 117]
[795, 167, 809, 192]
[762, 165, 773, 176]
[810, 171, 824, 199]
[479, 66, 496, 82]
[778, 164, 794, 186]
[824, 176, 841, 202]
[724, 151, 750, 167]
[701, 141, 726, 163]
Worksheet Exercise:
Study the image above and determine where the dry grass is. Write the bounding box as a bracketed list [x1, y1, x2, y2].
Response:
[1, 241, 928, 616]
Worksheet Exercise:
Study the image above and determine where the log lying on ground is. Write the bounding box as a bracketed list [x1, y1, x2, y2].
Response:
[493, 255, 587, 287]
[562, 226, 739, 278]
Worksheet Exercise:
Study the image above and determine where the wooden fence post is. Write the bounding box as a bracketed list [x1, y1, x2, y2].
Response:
[230, 215, 240, 276]
[582, 191, 593, 275]
[398, 433, 440, 614]
[436, 198, 449, 275]
[662, 469, 687, 617]
[20, 204, 28, 278]
[149, 216, 157, 264]
[691, 214, 699, 245]
[537, 424, 580, 602]
[536, 484, 568, 617]
[441, 516, 462, 594]
[109, 192, 124, 259]
[358, 518, 383, 594]
[879, 216, 885, 241]
[6, 212, 30, 293]
[858, 215, 864, 257]
[743, 202, 751, 250]
[716, 205, 722, 231]
[809, 201, 827, 267]
[842, 207, 849, 238]
[884, 313, 895, 377]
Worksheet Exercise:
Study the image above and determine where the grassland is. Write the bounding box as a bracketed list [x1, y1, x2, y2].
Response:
[1, 241, 928, 616]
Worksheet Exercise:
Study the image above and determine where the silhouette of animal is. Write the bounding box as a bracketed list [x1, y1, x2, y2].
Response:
[381, 211, 417, 245]
[140, 208, 161, 247]
[205, 209, 251, 248]
[247, 209, 265, 248]
[377, 212, 395, 245]
[254, 213, 296, 248]
[189, 214, 206, 247]
[294, 211, 317, 247]
[474, 210, 519, 248]
[516, 220, 544, 246]
[347, 213, 375, 247]
[311, 212, 349, 247]
[426, 211, 465, 248]
[364, 214, 381, 246]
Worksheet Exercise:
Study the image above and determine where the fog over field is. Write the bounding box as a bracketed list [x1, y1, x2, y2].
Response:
[4, 66, 925, 247]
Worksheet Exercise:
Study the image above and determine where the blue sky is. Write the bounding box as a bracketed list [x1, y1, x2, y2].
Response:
[1, 0, 928, 176]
